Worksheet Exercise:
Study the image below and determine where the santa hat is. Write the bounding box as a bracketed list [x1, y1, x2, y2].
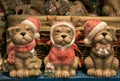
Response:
[50, 21, 76, 48]
[22, 17, 41, 39]
[84, 19, 107, 45]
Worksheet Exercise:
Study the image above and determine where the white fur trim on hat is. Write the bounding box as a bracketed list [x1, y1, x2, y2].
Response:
[84, 38, 91, 46]
[34, 33, 40, 39]
[22, 20, 37, 32]
[84, 22, 107, 45]
[50, 21, 76, 49]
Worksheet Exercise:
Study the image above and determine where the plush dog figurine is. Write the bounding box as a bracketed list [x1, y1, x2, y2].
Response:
[44, 21, 82, 78]
[4, 18, 42, 78]
[84, 19, 119, 78]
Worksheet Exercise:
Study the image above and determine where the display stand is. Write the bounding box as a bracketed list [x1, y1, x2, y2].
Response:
[0, 71, 120, 81]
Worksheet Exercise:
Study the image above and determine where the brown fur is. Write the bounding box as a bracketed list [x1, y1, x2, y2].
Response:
[102, 0, 120, 16]
[70, 16, 81, 27]
[84, 26, 119, 77]
[66, 1, 88, 16]
[46, 16, 56, 26]
[15, 5, 31, 15]
[4, 24, 42, 78]
[44, 26, 79, 78]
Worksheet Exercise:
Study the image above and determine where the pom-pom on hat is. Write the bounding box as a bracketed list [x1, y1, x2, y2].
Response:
[83, 19, 107, 45]
[22, 17, 41, 39]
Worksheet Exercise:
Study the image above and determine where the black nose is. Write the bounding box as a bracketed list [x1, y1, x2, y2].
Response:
[20, 32, 26, 36]
[102, 32, 107, 36]
[61, 34, 66, 38]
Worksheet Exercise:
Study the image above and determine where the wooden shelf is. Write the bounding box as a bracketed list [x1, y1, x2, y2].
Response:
[0, 71, 120, 81]
[7, 15, 120, 31]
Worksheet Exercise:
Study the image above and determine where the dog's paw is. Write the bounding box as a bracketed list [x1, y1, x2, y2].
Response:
[70, 69, 76, 77]
[61, 70, 69, 78]
[116, 11, 120, 16]
[103, 69, 111, 78]
[95, 69, 103, 77]
[10, 70, 17, 77]
[110, 13, 116, 16]
[27, 63, 34, 69]
[111, 69, 117, 77]
[34, 69, 41, 76]
[87, 68, 95, 76]
[23, 70, 29, 77]
[34, 64, 41, 69]
[16, 69, 25, 78]
[29, 69, 41, 76]
[28, 69, 34, 76]
[28, 63, 40, 69]
[55, 70, 61, 78]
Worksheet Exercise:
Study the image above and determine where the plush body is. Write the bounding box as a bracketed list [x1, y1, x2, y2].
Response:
[4, 24, 41, 78]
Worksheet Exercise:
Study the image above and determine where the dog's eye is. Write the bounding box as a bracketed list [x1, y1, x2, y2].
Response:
[56, 30, 60, 33]
[107, 29, 111, 32]
[15, 29, 20, 32]
[67, 30, 71, 33]
[26, 28, 30, 31]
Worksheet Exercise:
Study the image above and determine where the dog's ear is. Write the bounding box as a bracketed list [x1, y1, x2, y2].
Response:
[111, 27, 117, 42]
[70, 16, 81, 27]
[106, 26, 117, 42]
[7, 27, 14, 43]
[7, 26, 21, 43]
[46, 16, 56, 26]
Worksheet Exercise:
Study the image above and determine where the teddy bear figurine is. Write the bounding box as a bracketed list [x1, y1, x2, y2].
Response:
[102, 0, 120, 16]
[44, 62, 56, 78]
[84, 19, 119, 78]
[44, 21, 82, 78]
[4, 17, 42, 78]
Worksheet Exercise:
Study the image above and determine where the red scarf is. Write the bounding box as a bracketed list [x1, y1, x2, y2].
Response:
[7, 40, 35, 64]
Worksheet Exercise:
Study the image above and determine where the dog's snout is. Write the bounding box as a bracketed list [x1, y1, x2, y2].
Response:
[61, 34, 66, 38]
[102, 32, 107, 36]
[20, 32, 26, 36]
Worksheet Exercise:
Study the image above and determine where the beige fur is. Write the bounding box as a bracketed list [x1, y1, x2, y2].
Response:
[53, 26, 74, 46]
[84, 26, 119, 78]
[4, 24, 42, 78]
[44, 26, 79, 78]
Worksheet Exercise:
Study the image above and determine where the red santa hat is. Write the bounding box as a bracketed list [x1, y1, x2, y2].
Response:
[50, 21, 76, 48]
[84, 19, 107, 45]
[22, 17, 41, 39]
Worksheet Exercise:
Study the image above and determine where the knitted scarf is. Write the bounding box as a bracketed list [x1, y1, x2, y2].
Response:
[7, 40, 35, 64]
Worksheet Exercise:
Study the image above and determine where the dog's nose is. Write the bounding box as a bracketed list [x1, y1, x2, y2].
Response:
[102, 32, 107, 36]
[61, 35, 66, 38]
[20, 32, 26, 36]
